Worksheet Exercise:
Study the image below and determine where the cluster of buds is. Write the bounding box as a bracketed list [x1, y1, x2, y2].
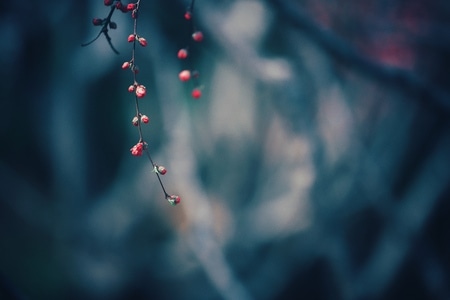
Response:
[131, 114, 149, 126]
[83, 1, 143, 53]
[123, 1, 181, 206]
[104, 0, 136, 14]
[127, 34, 148, 47]
[83, 0, 185, 206]
[176, 4, 204, 100]
[125, 81, 147, 98]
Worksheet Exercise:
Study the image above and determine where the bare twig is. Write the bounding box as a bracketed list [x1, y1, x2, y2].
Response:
[81, 6, 119, 54]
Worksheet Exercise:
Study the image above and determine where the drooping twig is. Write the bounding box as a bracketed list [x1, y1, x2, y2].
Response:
[81, 5, 119, 54]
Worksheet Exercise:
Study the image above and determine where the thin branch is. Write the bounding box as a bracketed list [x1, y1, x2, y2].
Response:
[104, 31, 120, 54]
[81, 6, 119, 54]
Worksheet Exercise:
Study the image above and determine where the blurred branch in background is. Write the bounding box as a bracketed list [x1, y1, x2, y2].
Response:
[1, 0, 450, 299]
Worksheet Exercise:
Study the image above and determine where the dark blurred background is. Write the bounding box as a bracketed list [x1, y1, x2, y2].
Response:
[1, 0, 450, 299]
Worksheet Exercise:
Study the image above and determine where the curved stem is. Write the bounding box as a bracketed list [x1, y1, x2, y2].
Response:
[81, 6, 119, 54]
[131, 0, 170, 199]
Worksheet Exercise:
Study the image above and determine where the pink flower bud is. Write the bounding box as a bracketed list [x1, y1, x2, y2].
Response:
[141, 115, 149, 124]
[156, 165, 167, 175]
[128, 85, 135, 93]
[191, 88, 202, 99]
[135, 85, 146, 98]
[178, 70, 191, 82]
[138, 37, 148, 47]
[132, 116, 139, 126]
[121, 61, 130, 69]
[92, 18, 103, 26]
[177, 48, 188, 59]
[130, 142, 144, 156]
[116, 1, 128, 13]
[127, 34, 135, 43]
[192, 31, 203, 42]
